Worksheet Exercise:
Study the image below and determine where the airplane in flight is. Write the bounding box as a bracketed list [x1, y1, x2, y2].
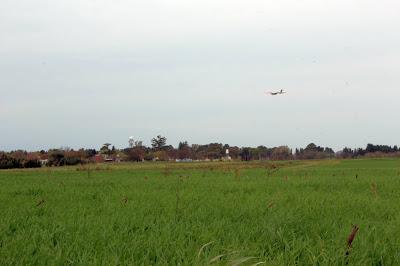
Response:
[265, 89, 286, 96]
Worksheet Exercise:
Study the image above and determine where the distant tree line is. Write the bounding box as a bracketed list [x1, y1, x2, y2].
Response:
[294, 143, 335, 160]
[337, 144, 399, 159]
[1, 135, 400, 169]
[0, 152, 41, 169]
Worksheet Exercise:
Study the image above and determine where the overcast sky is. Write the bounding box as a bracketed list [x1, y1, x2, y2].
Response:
[1, 0, 399, 151]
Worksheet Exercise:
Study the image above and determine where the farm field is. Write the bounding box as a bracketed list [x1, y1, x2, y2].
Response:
[1, 159, 400, 265]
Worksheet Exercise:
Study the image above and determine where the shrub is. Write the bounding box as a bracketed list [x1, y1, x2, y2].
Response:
[0, 153, 21, 169]
[22, 159, 42, 168]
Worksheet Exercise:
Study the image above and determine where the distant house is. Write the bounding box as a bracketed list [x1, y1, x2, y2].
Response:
[104, 157, 114, 163]
[175, 158, 193, 163]
[94, 154, 104, 163]
[39, 159, 48, 166]
[94, 154, 121, 163]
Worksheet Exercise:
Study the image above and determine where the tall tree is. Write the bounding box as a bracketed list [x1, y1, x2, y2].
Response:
[100, 143, 112, 155]
[151, 135, 167, 151]
[178, 141, 191, 159]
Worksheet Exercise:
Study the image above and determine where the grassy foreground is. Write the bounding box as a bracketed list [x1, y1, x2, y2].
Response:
[1, 159, 400, 265]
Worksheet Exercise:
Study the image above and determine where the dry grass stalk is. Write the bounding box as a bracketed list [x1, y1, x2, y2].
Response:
[371, 182, 378, 197]
[121, 196, 128, 204]
[267, 201, 275, 209]
[208, 254, 226, 264]
[196, 241, 214, 259]
[175, 177, 183, 221]
[163, 167, 172, 177]
[36, 199, 45, 207]
[234, 168, 241, 180]
[250, 262, 266, 266]
[230, 256, 257, 266]
[266, 167, 279, 177]
[87, 164, 91, 178]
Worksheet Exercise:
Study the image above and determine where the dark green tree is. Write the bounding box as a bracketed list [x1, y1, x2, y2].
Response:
[151, 135, 167, 151]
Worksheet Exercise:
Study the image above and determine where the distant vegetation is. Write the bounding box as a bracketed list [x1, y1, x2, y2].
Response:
[1, 135, 399, 169]
[0, 152, 41, 169]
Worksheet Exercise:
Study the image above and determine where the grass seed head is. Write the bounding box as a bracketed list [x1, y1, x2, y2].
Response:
[234, 168, 241, 180]
[347, 225, 359, 248]
[345, 224, 360, 263]
[345, 224, 360, 261]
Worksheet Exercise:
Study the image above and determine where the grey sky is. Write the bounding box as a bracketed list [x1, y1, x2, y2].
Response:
[1, 0, 400, 151]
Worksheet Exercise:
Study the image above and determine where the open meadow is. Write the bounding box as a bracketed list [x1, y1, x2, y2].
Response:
[1, 159, 400, 265]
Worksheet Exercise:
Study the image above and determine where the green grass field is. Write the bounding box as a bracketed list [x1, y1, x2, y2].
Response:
[1, 159, 400, 265]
